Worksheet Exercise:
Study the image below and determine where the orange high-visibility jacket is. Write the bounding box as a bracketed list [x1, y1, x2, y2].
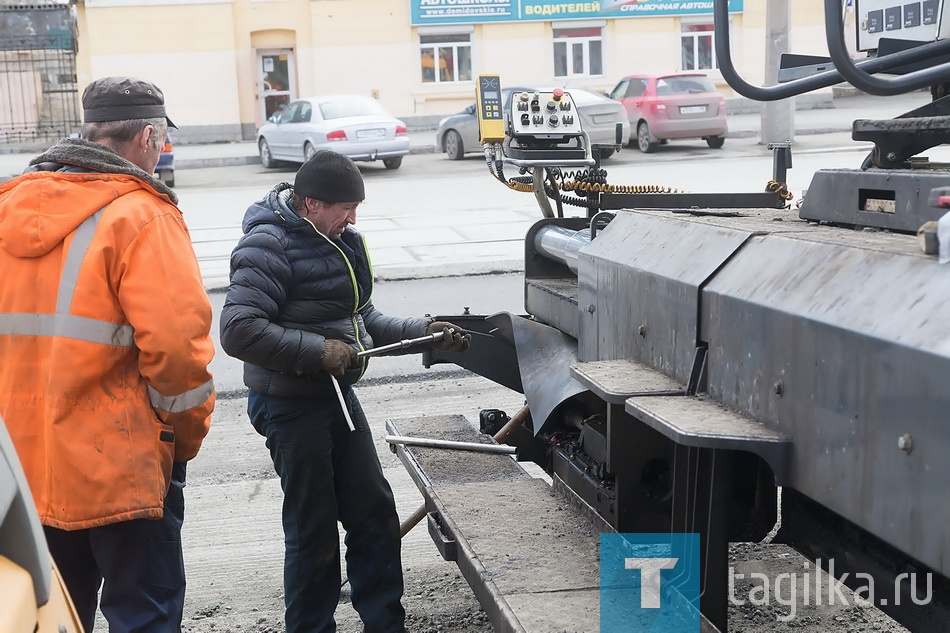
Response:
[0, 166, 215, 531]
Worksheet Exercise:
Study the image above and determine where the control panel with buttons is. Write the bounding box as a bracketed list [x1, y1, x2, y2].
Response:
[475, 74, 506, 143]
[508, 89, 585, 139]
[856, 0, 947, 51]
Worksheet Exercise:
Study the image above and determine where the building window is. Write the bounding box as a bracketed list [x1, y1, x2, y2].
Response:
[553, 27, 603, 78]
[681, 22, 716, 70]
[420, 34, 472, 84]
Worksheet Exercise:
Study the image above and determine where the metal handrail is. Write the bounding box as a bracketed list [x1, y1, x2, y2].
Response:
[823, 0, 950, 95]
[714, 0, 950, 101]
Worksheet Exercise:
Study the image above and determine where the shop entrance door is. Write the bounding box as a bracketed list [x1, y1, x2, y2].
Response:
[258, 49, 295, 124]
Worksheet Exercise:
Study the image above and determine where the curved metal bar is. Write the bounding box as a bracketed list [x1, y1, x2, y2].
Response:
[824, 0, 950, 95]
[715, 0, 839, 100]
[714, 0, 950, 101]
[589, 211, 614, 239]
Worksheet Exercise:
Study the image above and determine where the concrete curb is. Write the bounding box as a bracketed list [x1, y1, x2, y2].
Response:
[373, 260, 524, 282]
[175, 155, 263, 170]
[203, 260, 525, 292]
[178, 143, 437, 170]
[728, 125, 851, 140]
[409, 145, 437, 155]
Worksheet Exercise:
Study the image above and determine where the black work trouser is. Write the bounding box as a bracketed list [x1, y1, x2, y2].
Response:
[44, 461, 187, 633]
[248, 387, 406, 633]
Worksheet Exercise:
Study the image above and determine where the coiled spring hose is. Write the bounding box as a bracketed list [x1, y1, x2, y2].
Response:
[555, 167, 683, 195]
[766, 179, 795, 201]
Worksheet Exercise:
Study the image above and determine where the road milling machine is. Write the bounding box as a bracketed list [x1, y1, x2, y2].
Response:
[386, 1, 950, 631]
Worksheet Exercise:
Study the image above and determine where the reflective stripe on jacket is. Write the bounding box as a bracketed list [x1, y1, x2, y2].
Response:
[0, 162, 215, 530]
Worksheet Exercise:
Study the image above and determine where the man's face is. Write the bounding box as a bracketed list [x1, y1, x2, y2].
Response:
[306, 199, 360, 239]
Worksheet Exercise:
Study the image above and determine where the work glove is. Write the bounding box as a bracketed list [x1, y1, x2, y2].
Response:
[426, 321, 472, 353]
[321, 339, 358, 377]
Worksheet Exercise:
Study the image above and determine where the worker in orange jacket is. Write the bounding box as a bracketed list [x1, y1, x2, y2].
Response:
[0, 77, 215, 632]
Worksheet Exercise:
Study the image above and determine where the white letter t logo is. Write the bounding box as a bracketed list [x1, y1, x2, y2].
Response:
[624, 558, 679, 608]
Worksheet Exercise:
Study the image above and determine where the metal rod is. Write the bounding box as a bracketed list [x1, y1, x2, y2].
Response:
[385, 435, 517, 454]
[491, 405, 531, 444]
[356, 330, 445, 358]
[398, 405, 530, 538]
[330, 375, 355, 432]
[533, 225, 591, 273]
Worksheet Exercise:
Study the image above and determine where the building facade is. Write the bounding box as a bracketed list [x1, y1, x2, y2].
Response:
[62, 0, 835, 143]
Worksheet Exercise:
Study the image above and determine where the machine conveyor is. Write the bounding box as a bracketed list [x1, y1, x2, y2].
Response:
[385, 414, 720, 632]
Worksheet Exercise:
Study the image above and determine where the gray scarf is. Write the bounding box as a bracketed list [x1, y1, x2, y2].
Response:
[27, 137, 178, 205]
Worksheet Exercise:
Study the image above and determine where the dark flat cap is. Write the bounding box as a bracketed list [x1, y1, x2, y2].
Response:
[82, 76, 177, 129]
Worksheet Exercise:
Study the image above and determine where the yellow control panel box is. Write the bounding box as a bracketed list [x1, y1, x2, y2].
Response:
[475, 74, 506, 143]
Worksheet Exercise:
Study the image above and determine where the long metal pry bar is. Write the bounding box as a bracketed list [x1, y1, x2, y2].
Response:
[332, 330, 448, 432]
[356, 330, 446, 358]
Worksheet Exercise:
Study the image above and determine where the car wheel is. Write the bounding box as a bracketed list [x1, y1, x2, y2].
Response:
[706, 135, 725, 149]
[444, 130, 464, 160]
[383, 156, 403, 170]
[637, 122, 656, 153]
[599, 148, 615, 159]
[159, 169, 175, 188]
[259, 138, 276, 168]
[304, 142, 317, 161]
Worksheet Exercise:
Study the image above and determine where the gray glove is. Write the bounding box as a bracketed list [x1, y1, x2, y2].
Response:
[321, 339, 358, 376]
[426, 321, 471, 353]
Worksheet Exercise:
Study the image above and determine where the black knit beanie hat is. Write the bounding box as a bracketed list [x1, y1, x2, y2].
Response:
[293, 150, 365, 202]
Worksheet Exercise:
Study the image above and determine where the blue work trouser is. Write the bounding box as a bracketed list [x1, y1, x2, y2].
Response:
[44, 461, 187, 633]
[248, 388, 406, 633]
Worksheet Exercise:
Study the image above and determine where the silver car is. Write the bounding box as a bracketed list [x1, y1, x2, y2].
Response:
[435, 86, 630, 160]
[257, 94, 410, 170]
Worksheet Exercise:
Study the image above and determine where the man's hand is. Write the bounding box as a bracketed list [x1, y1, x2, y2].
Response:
[426, 321, 472, 353]
[321, 339, 358, 376]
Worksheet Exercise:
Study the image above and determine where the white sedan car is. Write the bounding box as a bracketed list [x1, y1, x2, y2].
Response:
[257, 94, 410, 170]
[435, 86, 630, 160]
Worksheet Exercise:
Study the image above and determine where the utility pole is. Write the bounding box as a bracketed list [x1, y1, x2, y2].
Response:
[760, 0, 794, 144]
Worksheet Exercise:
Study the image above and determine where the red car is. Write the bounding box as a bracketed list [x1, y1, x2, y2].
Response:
[608, 72, 727, 153]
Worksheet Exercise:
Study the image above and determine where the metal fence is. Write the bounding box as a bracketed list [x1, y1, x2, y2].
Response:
[0, 4, 80, 145]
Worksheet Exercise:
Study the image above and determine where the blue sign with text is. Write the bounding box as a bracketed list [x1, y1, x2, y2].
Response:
[410, 0, 744, 26]
[600, 533, 701, 632]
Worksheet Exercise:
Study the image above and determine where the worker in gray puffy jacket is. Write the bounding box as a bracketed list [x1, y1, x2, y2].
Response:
[220, 149, 470, 633]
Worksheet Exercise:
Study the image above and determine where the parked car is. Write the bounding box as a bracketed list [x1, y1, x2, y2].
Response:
[435, 86, 629, 160]
[256, 94, 410, 170]
[608, 72, 727, 153]
[156, 133, 174, 187]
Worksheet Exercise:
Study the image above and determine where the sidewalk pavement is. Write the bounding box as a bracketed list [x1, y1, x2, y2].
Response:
[0, 91, 932, 181]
